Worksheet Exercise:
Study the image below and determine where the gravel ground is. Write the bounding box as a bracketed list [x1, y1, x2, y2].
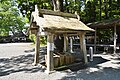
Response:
[0, 43, 120, 80]
[0, 43, 34, 58]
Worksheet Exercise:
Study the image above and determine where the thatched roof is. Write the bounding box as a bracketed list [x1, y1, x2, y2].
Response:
[87, 19, 120, 28]
[30, 9, 94, 33]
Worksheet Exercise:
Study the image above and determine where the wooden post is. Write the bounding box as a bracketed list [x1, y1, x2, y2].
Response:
[94, 27, 97, 54]
[33, 30, 40, 66]
[79, 32, 88, 64]
[46, 33, 54, 74]
[114, 25, 117, 54]
[70, 37, 74, 53]
[66, 36, 69, 52]
[63, 34, 68, 52]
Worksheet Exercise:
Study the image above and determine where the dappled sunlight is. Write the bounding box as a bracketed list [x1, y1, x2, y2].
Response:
[97, 61, 120, 69]
[0, 54, 45, 77]
[87, 68, 100, 73]
[0, 44, 120, 80]
[60, 54, 120, 80]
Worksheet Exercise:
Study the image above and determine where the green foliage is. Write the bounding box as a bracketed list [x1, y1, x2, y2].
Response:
[97, 29, 113, 44]
[0, 0, 27, 36]
[40, 36, 47, 45]
[17, 0, 120, 45]
[29, 34, 36, 43]
[29, 34, 47, 45]
[17, 0, 52, 20]
[16, 0, 120, 23]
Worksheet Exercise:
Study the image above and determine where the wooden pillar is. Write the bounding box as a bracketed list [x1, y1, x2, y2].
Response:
[70, 37, 74, 53]
[94, 27, 97, 54]
[79, 32, 88, 64]
[46, 33, 54, 74]
[33, 30, 40, 66]
[114, 25, 117, 54]
[63, 34, 68, 52]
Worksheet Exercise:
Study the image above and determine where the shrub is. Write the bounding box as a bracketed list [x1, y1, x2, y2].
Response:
[29, 34, 47, 46]
[29, 34, 36, 44]
[40, 36, 47, 46]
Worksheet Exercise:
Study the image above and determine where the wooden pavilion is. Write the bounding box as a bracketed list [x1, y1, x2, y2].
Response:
[28, 5, 94, 74]
[87, 19, 120, 54]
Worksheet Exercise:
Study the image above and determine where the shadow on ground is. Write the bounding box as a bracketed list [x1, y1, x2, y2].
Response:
[0, 47, 47, 77]
[61, 67, 120, 80]
[1, 46, 120, 80]
[60, 56, 120, 80]
[56, 56, 109, 72]
[87, 56, 110, 67]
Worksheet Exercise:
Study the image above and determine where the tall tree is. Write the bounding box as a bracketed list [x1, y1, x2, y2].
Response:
[0, 0, 27, 36]
[17, 0, 52, 20]
[16, 0, 120, 24]
[51, 0, 63, 11]
[99, 0, 102, 20]
[109, 0, 112, 18]
[104, 0, 108, 19]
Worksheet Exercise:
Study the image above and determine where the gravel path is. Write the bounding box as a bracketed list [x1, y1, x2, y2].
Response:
[0, 43, 34, 58]
[0, 43, 120, 80]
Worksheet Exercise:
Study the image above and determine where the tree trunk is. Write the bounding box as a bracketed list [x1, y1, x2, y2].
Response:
[52, 0, 57, 11]
[52, 0, 64, 52]
[52, 0, 63, 11]
[109, 0, 112, 18]
[104, 0, 108, 19]
[100, 0, 102, 21]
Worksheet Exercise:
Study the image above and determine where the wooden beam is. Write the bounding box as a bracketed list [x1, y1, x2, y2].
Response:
[53, 30, 88, 33]
[46, 33, 54, 74]
[67, 34, 79, 36]
[39, 9, 77, 18]
[79, 32, 88, 64]
[87, 19, 120, 28]
[30, 27, 38, 30]
[33, 30, 40, 66]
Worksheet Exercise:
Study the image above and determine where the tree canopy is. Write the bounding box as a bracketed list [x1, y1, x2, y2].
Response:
[17, 0, 120, 23]
[0, 0, 120, 36]
[0, 0, 28, 36]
